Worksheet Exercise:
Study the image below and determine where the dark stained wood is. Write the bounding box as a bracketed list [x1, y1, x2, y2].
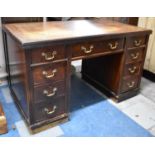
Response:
[107, 17, 138, 26]
[0, 103, 8, 134]
[3, 19, 152, 130]
[1, 17, 43, 24]
[127, 35, 147, 48]
[127, 17, 139, 26]
[6, 34, 30, 119]
[3, 20, 151, 46]
[31, 45, 66, 64]
[69, 17, 139, 26]
[32, 96, 66, 123]
[33, 81, 65, 103]
[121, 76, 139, 93]
[81, 33, 151, 102]
[70, 37, 124, 60]
[32, 62, 67, 85]
[82, 53, 124, 94]
[47, 17, 62, 21]
[126, 48, 144, 64]
[123, 62, 142, 77]
[135, 35, 150, 91]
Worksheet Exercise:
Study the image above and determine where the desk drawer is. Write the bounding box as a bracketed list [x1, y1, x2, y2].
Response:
[126, 48, 144, 64]
[34, 81, 65, 103]
[32, 62, 66, 85]
[32, 96, 66, 123]
[31, 45, 66, 64]
[121, 76, 139, 93]
[127, 35, 146, 48]
[123, 62, 142, 77]
[71, 38, 124, 59]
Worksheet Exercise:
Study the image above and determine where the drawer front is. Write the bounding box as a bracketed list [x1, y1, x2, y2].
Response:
[121, 76, 139, 93]
[71, 38, 124, 59]
[34, 81, 65, 103]
[31, 45, 66, 64]
[32, 96, 66, 123]
[126, 49, 144, 64]
[127, 35, 146, 48]
[32, 62, 66, 85]
[123, 62, 142, 77]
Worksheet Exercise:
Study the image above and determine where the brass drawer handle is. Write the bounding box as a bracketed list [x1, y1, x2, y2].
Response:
[81, 45, 94, 54]
[41, 51, 57, 61]
[127, 81, 135, 88]
[108, 42, 118, 50]
[42, 69, 57, 79]
[44, 105, 57, 115]
[130, 53, 139, 59]
[134, 40, 142, 47]
[128, 66, 137, 74]
[43, 87, 57, 97]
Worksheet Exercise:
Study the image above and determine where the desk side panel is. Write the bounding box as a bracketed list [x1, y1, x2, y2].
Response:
[6, 34, 29, 120]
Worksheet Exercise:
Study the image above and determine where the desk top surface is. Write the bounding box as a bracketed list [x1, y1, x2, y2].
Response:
[3, 19, 152, 46]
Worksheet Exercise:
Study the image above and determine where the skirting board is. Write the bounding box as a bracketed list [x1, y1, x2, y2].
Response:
[143, 69, 155, 82]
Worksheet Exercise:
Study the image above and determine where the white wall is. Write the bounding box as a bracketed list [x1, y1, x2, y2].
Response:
[138, 17, 155, 73]
[0, 17, 7, 78]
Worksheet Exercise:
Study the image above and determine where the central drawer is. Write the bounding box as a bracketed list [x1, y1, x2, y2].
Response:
[70, 38, 124, 59]
[32, 61, 67, 85]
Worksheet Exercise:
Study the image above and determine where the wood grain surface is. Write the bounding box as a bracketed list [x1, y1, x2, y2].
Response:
[3, 19, 151, 45]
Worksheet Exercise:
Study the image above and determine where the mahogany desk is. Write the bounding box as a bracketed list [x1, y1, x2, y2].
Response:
[3, 19, 152, 130]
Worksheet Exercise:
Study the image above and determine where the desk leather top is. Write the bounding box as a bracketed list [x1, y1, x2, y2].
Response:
[3, 19, 152, 45]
